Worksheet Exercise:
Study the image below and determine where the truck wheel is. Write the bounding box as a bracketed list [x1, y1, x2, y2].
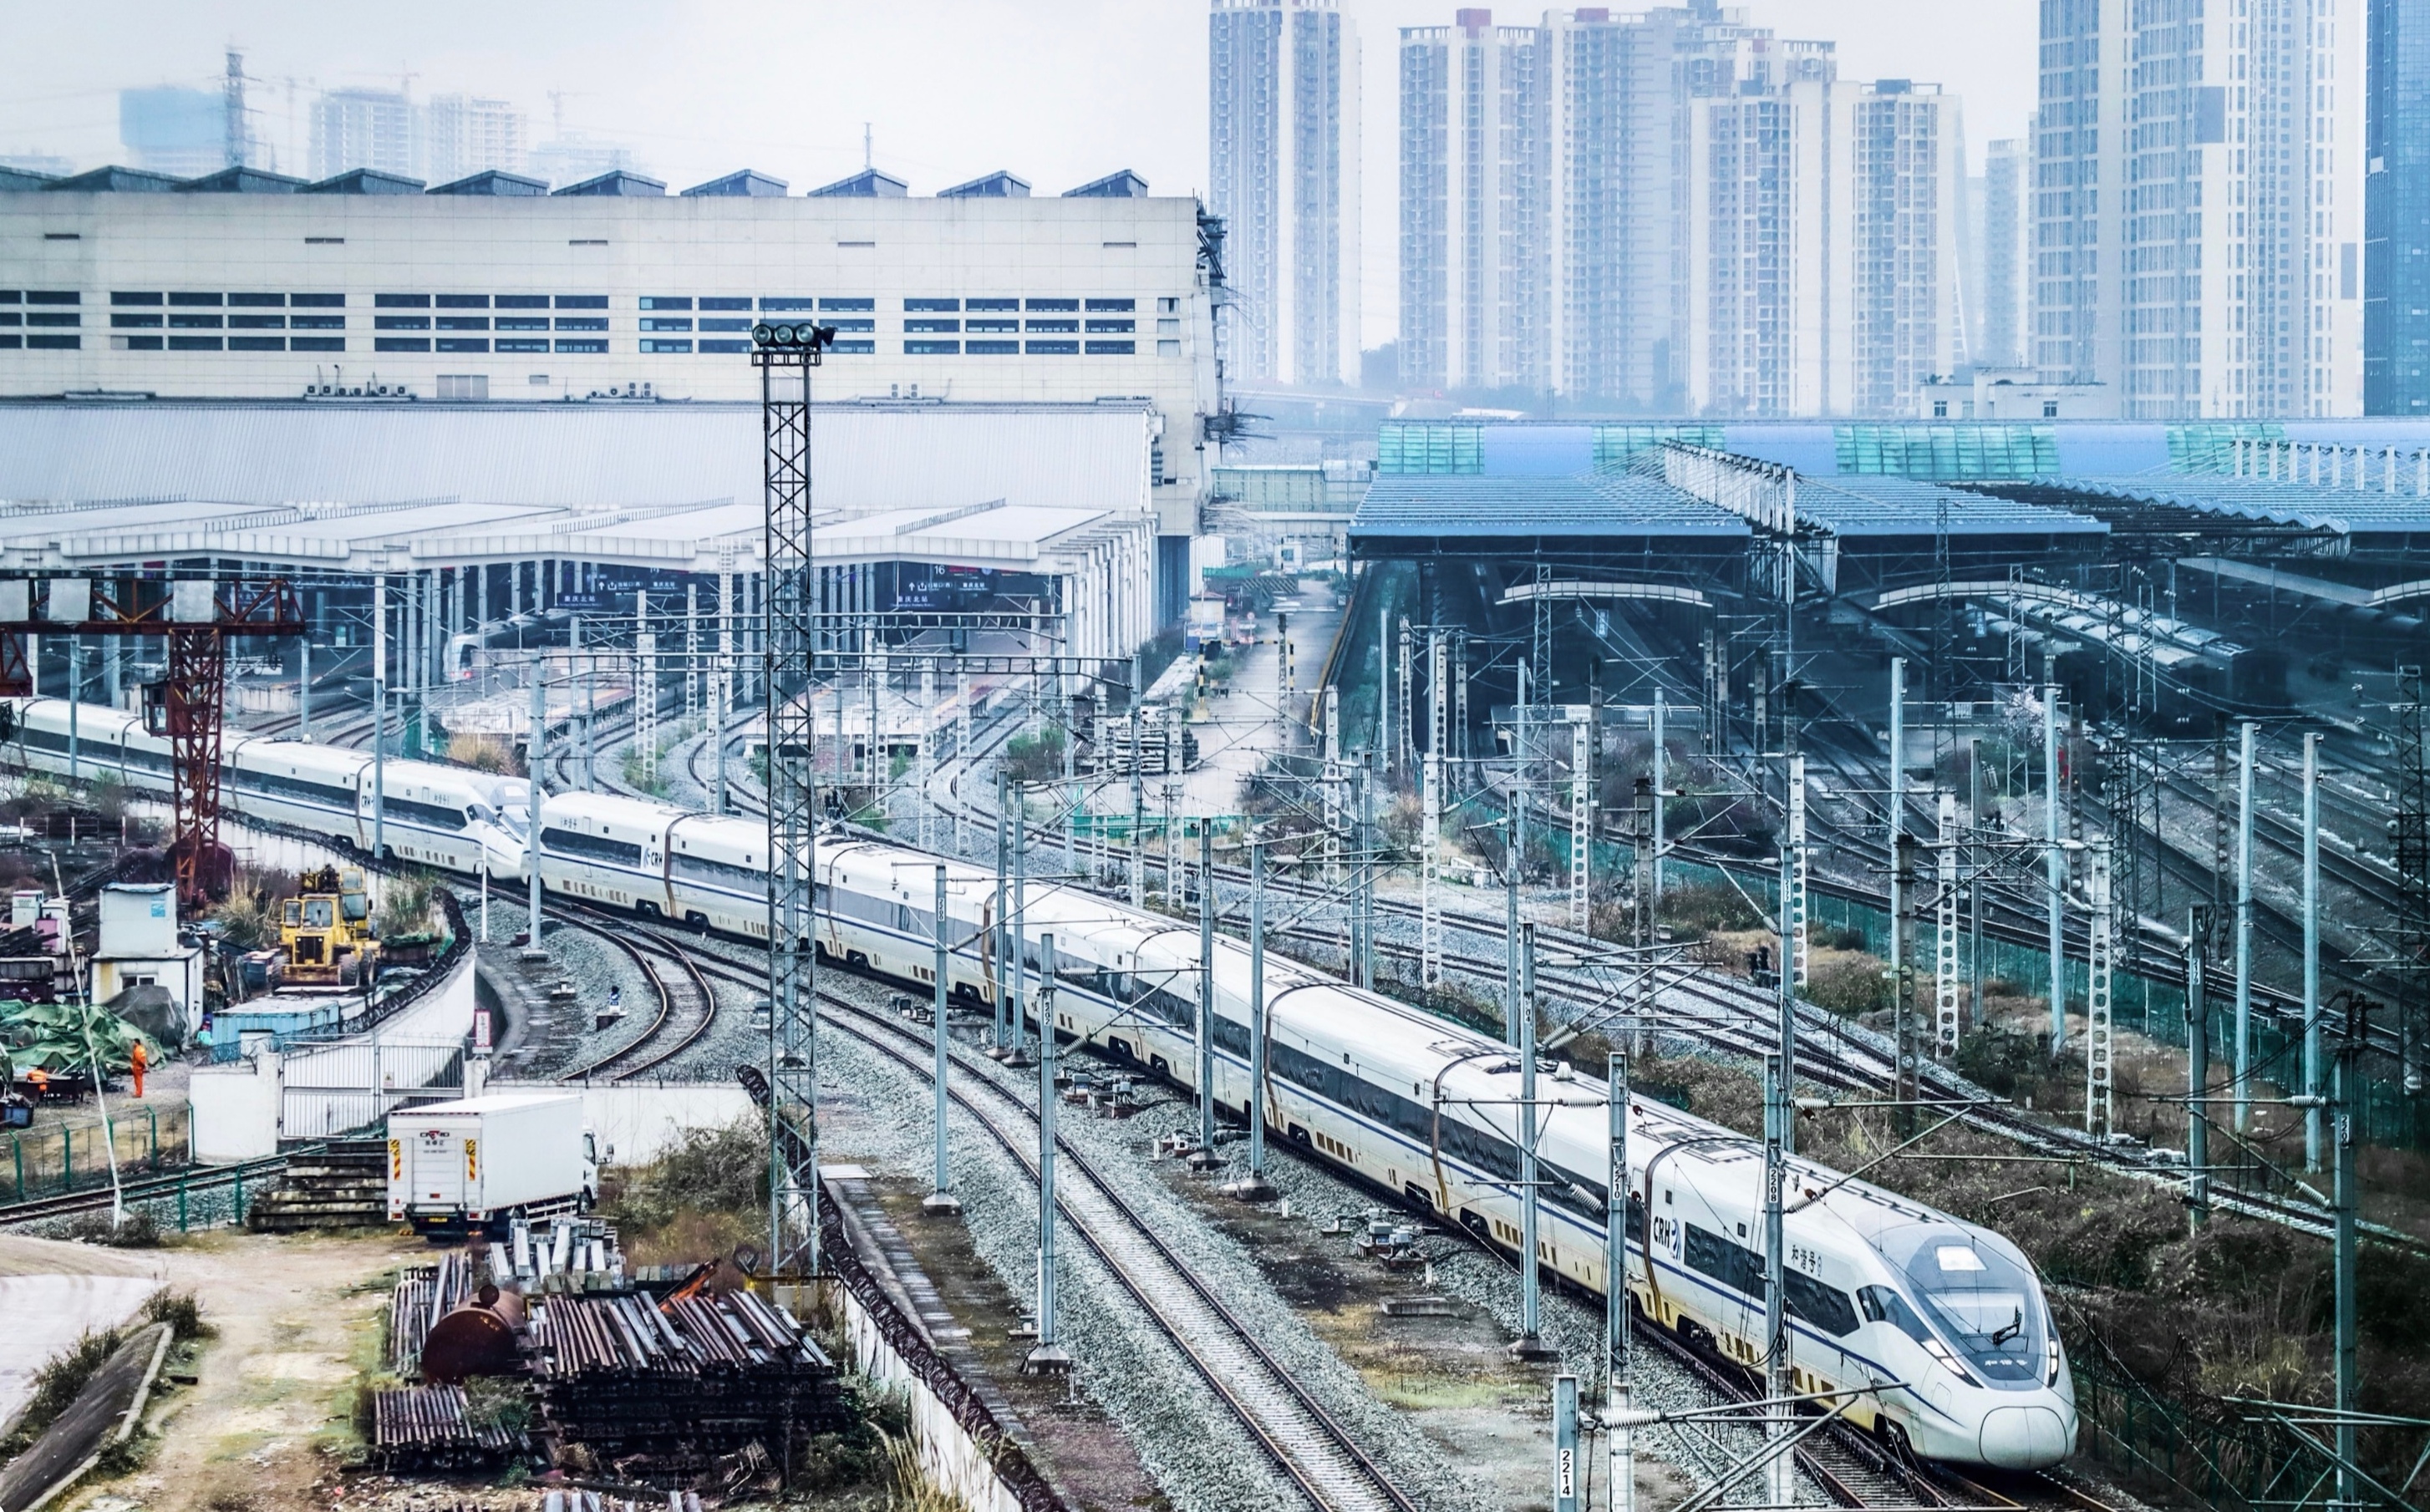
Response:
[577, 1188, 594, 1215]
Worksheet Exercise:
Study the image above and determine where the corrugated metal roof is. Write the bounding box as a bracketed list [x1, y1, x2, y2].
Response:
[0, 400, 1153, 518]
[1794, 476, 2107, 537]
[1350, 472, 1751, 540]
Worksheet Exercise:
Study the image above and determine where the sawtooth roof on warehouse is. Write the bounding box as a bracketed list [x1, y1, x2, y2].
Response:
[0, 399, 1158, 573]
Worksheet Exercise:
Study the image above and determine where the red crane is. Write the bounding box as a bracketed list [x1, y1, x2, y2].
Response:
[1, 577, 308, 909]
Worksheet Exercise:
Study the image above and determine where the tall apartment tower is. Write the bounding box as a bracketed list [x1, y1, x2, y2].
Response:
[1682, 40, 1850, 415]
[1981, 138, 2027, 368]
[425, 95, 527, 185]
[311, 89, 419, 180]
[1398, 12, 1546, 393]
[1209, 0, 1362, 387]
[2366, 0, 2430, 413]
[1542, 8, 1693, 409]
[2036, 0, 2364, 416]
[1849, 83, 1969, 415]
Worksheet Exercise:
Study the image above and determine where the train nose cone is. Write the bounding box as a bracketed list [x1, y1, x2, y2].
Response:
[1978, 1404, 2072, 1469]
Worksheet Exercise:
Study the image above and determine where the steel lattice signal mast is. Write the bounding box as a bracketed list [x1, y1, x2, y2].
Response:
[755, 318, 836, 1284]
[0, 577, 304, 909]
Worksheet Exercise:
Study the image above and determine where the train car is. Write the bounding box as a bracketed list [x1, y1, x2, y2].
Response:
[533, 790, 677, 914]
[349, 759, 530, 879]
[780, 831, 2079, 1470]
[665, 811, 775, 938]
[1, 698, 531, 881]
[6, 698, 171, 794]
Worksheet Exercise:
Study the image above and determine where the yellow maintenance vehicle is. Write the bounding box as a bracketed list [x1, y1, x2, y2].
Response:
[282, 865, 379, 986]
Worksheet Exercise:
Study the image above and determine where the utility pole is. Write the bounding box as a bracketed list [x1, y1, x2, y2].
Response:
[925, 865, 960, 1215]
[1024, 933, 1070, 1373]
[1967, 736, 1983, 1024]
[2305, 731, 2324, 1171]
[298, 637, 311, 740]
[1228, 835, 1278, 1201]
[1552, 1373, 1581, 1512]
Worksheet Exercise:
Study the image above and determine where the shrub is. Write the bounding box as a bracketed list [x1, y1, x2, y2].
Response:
[143, 1288, 211, 1341]
[1803, 957, 1887, 1016]
[0, 1327, 123, 1459]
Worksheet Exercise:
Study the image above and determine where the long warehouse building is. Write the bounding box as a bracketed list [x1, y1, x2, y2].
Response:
[0, 163, 1221, 620]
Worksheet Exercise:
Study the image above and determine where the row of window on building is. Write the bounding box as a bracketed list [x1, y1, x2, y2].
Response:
[3, 334, 1169, 357]
[1, 288, 1181, 356]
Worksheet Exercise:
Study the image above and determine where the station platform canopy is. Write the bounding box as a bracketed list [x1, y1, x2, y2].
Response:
[1350, 471, 1751, 546]
[2001, 474, 2430, 538]
[1791, 475, 2107, 539]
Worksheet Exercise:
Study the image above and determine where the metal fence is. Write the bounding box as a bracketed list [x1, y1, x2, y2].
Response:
[280, 1037, 465, 1139]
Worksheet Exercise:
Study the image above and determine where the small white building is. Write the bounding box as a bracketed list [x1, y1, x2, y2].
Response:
[1915, 370, 2119, 422]
[90, 882, 205, 1037]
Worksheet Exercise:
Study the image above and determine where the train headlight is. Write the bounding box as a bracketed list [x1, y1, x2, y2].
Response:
[2046, 1337, 2061, 1387]
[1921, 1336, 1980, 1389]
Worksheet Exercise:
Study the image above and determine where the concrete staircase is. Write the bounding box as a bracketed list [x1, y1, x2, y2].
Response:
[246, 1138, 392, 1232]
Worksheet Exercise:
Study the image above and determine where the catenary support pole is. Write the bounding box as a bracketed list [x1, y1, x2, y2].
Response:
[1232, 837, 1275, 1201]
[925, 865, 958, 1213]
[1014, 785, 1029, 1058]
[1652, 688, 1667, 909]
[1552, 1373, 1581, 1512]
[2046, 674, 2066, 1058]
[1607, 1048, 1633, 1512]
[1197, 822, 1218, 1164]
[2187, 910, 2210, 1229]
[1024, 932, 1069, 1372]
[1763, 1048, 1794, 1509]
[1887, 657, 1905, 1022]
[2334, 1017, 2360, 1510]
[526, 656, 544, 951]
[994, 769, 1010, 1054]
[2234, 720, 2255, 1134]
[1511, 922, 1553, 1358]
[2305, 731, 2323, 1171]
[374, 576, 389, 859]
[1506, 814, 1522, 1048]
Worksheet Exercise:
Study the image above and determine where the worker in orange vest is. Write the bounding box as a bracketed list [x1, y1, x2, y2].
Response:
[130, 1040, 147, 1099]
[25, 1067, 48, 1099]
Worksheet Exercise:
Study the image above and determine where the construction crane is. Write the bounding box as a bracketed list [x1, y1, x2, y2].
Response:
[0, 576, 308, 909]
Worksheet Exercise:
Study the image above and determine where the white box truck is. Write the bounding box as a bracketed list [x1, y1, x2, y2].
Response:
[386, 1092, 599, 1237]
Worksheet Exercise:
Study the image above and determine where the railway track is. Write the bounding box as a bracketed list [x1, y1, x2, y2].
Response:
[0, 1149, 296, 1228]
[648, 921, 2131, 1510]
[811, 982, 1423, 1512]
[510, 890, 722, 1082]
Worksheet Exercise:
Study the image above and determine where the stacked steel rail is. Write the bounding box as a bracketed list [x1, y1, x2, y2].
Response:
[526, 1288, 845, 1475]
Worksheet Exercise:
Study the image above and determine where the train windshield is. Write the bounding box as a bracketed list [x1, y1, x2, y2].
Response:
[1892, 1230, 2047, 1387]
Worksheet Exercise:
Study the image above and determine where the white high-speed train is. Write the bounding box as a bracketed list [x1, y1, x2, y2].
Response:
[521, 789, 2076, 1469]
[3, 698, 530, 880]
[2, 702, 2077, 1468]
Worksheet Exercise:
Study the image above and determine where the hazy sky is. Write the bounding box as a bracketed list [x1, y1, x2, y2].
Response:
[1, 1, 2038, 347]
